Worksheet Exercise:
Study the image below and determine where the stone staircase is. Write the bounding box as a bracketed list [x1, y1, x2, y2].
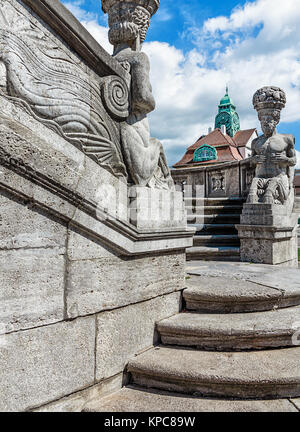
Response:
[87, 266, 300, 412]
[185, 197, 244, 261]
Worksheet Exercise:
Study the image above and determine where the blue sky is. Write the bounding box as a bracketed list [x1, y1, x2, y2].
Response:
[63, 0, 300, 166]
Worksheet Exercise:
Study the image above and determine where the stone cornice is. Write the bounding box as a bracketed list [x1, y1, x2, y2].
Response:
[0, 148, 194, 256]
[21, 0, 131, 85]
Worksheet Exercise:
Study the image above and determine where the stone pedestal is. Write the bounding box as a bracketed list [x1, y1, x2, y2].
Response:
[237, 204, 298, 267]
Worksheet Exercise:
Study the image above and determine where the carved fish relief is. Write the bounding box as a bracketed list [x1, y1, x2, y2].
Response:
[0, 1, 129, 177]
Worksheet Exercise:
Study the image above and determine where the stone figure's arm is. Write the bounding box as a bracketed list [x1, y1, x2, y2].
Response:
[286, 135, 297, 166]
[131, 52, 155, 115]
[250, 138, 266, 166]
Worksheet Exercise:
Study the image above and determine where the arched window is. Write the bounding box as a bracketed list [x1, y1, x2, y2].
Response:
[193, 144, 217, 162]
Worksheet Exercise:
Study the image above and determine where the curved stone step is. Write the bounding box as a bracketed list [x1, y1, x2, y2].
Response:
[158, 307, 300, 350]
[128, 346, 300, 399]
[184, 276, 300, 313]
[84, 386, 298, 412]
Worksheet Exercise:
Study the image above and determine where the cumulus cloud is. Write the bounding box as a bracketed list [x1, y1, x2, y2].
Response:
[64, 0, 300, 165]
[296, 150, 300, 169]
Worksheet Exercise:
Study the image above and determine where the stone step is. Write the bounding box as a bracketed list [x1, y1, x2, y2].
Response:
[84, 386, 298, 412]
[186, 246, 240, 261]
[189, 223, 238, 235]
[184, 275, 300, 313]
[193, 234, 240, 246]
[186, 205, 243, 215]
[158, 306, 300, 350]
[187, 214, 240, 224]
[127, 346, 300, 399]
[184, 197, 245, 207]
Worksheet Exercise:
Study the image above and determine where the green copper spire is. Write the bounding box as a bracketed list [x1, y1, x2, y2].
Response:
[215, 86, 240, 137]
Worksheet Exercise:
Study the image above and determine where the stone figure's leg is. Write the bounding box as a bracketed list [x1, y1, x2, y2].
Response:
[0, 61, 7, 93]
[121, 125, 160, 186]
[247, 177, 260, 203]
[263, 176, 289, 204]
[151, 138, 174, 189]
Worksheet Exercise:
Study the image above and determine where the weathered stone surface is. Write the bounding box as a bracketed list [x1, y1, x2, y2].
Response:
[34, 374, 123, 412]
[186, 261, 300, 309]
[0, 317, 95, 412]
[128, 345, 300, 399]
[0, 247, 65, 332]
[67, 229, 116, 261]
[183, 275, 289, 313]
[158, 306, 300, 350]
[129, 187, 186, 229]
[67, 252, 185, 318]
[239, 230, 298, 267]
[96, 292, 181, 381]
[0, 193, 67, 250]
[86, 387, 298, 412]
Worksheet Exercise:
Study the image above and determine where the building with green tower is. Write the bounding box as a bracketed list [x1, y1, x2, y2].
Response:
[215, 86, 241, 138]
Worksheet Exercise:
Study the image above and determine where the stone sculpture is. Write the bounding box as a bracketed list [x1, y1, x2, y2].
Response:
[238, 86, 298, 267]
[0, 1, 130, 178]
[102, 0, 174, 189]
[247, 86, 297, 207]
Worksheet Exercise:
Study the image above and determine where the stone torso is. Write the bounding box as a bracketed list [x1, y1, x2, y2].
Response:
[253, 134, 290, 178]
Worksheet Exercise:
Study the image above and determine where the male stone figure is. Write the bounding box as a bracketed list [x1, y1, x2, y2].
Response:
[247, 86, 297, 206]
[102, 0, 174, 189]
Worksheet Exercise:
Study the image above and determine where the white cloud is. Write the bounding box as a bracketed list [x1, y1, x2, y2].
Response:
[64, 0, 300, 165]
[296, 150, 300, 169]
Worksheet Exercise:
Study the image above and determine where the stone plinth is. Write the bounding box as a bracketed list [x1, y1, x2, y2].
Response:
[237, 203, 298, 267]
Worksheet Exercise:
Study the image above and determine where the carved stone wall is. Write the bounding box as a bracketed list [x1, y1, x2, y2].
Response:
[0, 0, 130, 178]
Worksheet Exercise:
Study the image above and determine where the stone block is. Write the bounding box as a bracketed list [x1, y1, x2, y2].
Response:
[67, 229, 116, 261]
[129, 187, 186, 230]
[0, 317, 95, 412]
[96, 291, 181, 381]
[238, 224, 298, 267]
[67, 251, 185, 318]
[34, 374, 123, 412]
[0, 247, 65, 332]
[0, 194, 67, 250]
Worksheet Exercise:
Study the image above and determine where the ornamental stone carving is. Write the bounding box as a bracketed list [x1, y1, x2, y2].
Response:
[0, 0, 130, 178]
[102, 0, 174, 190]
[247, 86, 297, 206]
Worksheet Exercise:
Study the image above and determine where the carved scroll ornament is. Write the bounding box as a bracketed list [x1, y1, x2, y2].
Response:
[0, 1, 129, 178]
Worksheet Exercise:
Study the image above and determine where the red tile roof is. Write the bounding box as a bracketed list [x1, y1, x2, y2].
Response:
[234, 129, 257, 147]
[174, 128, 243, 167]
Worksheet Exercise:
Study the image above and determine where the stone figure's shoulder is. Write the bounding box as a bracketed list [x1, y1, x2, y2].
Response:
[251, 136, 260, 147]
[131, 51, 150, 68]
[281, 133, 295, 147]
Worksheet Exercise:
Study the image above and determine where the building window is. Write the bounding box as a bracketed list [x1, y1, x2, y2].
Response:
[193, 144, 217, 162]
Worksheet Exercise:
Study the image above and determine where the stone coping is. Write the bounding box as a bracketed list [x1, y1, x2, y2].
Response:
[171, 158, 250, 174]
[21, 0, 130, 85]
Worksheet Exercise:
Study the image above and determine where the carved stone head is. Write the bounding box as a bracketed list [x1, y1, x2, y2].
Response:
[101, 0, 159, 48]
[253, 86, 286, 137]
